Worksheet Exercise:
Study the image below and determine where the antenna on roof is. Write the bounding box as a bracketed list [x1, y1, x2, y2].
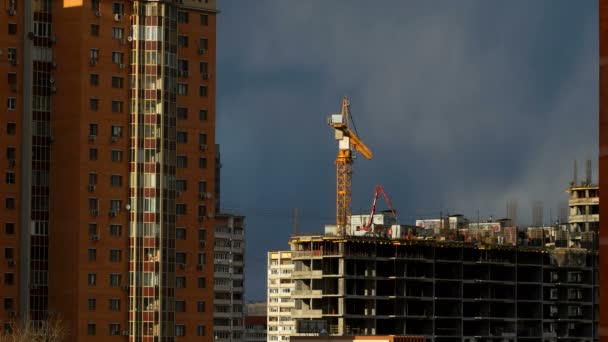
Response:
[585, 158, 592, 185]
[293, 208, 298, 235]
[572, 160, 578, 187]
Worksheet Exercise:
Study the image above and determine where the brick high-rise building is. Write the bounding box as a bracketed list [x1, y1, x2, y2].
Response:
[0, 0, 217, 340]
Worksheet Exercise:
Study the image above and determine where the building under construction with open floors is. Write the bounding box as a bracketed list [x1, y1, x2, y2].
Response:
[286, 235, 598, 342]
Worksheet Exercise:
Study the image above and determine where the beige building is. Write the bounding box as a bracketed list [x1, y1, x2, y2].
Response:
[267, 251, 295, 342]
[567, 184, 599, 232]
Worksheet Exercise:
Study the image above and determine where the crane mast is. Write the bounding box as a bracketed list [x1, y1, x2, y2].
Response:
[328, 97, 372, 236]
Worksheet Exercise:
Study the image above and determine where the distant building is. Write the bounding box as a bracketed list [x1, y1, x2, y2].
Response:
[244, 302, 267, 342]
[214, 213, 246, 341]
[267, 251, 295, 341]
[567, 184, 599, 233]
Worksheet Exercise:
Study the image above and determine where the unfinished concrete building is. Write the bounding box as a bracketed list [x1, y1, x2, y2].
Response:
[288, 236, 598, 341]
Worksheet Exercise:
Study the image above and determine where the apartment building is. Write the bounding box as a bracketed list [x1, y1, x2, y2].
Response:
[0, 0, 217, 340]
[267, 251, 295, 342]
[214, 213, 245, 342]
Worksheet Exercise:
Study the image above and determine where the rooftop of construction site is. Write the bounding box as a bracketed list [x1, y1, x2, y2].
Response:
[290, 210, 598, 255]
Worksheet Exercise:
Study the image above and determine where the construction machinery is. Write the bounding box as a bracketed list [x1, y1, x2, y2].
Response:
[328, 97, 372, 236]
[362, 185, 398, 231]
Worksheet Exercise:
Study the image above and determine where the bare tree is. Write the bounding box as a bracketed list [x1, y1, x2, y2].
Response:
[0, 313, 67, 342]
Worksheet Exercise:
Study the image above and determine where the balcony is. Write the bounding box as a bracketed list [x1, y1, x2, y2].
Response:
[291, 309, 322, 318]
[569, 214, 599, 223]
[292, 270, 322, 279]
[292, 289, 322, 298]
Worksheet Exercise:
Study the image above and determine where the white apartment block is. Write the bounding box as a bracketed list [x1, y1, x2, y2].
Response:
[214, 214, 246, 341]
[267, 251, 295, 342]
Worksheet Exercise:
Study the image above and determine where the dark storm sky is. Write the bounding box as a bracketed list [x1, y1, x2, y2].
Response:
[214, 1, 598, 301]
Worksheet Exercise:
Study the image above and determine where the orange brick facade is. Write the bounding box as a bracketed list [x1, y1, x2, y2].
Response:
[601, 1, 608, 340]
[0, 1, 217, 341]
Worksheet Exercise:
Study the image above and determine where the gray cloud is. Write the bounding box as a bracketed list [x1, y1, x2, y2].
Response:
[216, 0, 597, 300]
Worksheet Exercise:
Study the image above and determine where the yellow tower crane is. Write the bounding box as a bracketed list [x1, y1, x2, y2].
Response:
[328, 97, 373, 236]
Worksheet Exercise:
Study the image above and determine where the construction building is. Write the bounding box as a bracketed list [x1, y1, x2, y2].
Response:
[214, 213, 246, 342]
[267, 251, 296, 342]
[0, 0, 218, 340]
[287, 233, 598, 341]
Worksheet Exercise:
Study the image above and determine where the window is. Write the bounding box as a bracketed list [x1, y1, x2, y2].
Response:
[177, 156, 187, 168]
[88, 248, 96, 261]
[4, 248, 13, 260]
[89, 123, 98, 136]
[111, 27, 123, 39]
[5, 223, 14, 235]
[88, 223, 97, 235]
[197, 301, 205, 313]
[177, 131, 188, 143]
[111, 100, 123, 113]
[176, 204, 187, 216]
[8, 23, 17, 35]
[88, 198, 98, 211]
[109, 274, 121, 287]
[5, 198, 15, 210]
[88, 273, 96, 286]
[7, 48, 17, 64]
[6, 123, 16, 135]
[176, 180, 187, 192]
[176, 276, 186, 288]
[110, 224, 121, 237]
[90, 24, 99, 36]
[111, 125, 123, 137]
[88, 173, 97, 186]
[200, 14, 208, 26]
[177, 83, 188, 95]
[199, 85, 207, 97]
[8, 73, 16, 85]
[111, 76, 124, 88]
[90, 48, 98, 62]
[175, 325, 185, 337]
[91, 0, 100, 10]
[198, 205, 207, 218]
[199, 157, 207, 168]
[111, 150, 123, 162]
[90, 74, 99, 86]
[176, 300, 186, 313]
[178, 59, 189, 76]
[110, 199, 121, 212]
[199, 37, 208, 50]
[176, 252, 186, 264]
[89, 98, 99, 111]
[197, 277, 206, 288]
[88, 298, 96, 311]
[111, 51, 123, 64]
[6, 147, 16, 160]
[198, 229, 206, 241]
[199, 133, 207, 145]
[178, 35, 188, 47]
[109, 298, 120, 311]
[112, 2, 124, 15]
[5, 172, 15, 184]
[199, 109, 208, 121]
[110, 249, 121, 262]
[109, 323, 120, 336]
[87, 323, 96, 336]
[7, 98, 16, 110]
[178, 11, 189, 23]
[197, 325, 206, 336]
[110, 175, 122, 187]
[177, 107, 188, 120]
[176, 228, 186, 240]
[4, 273, 13, 285]
[200, 62, 208, 73]
[89, 148, 98, 161]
